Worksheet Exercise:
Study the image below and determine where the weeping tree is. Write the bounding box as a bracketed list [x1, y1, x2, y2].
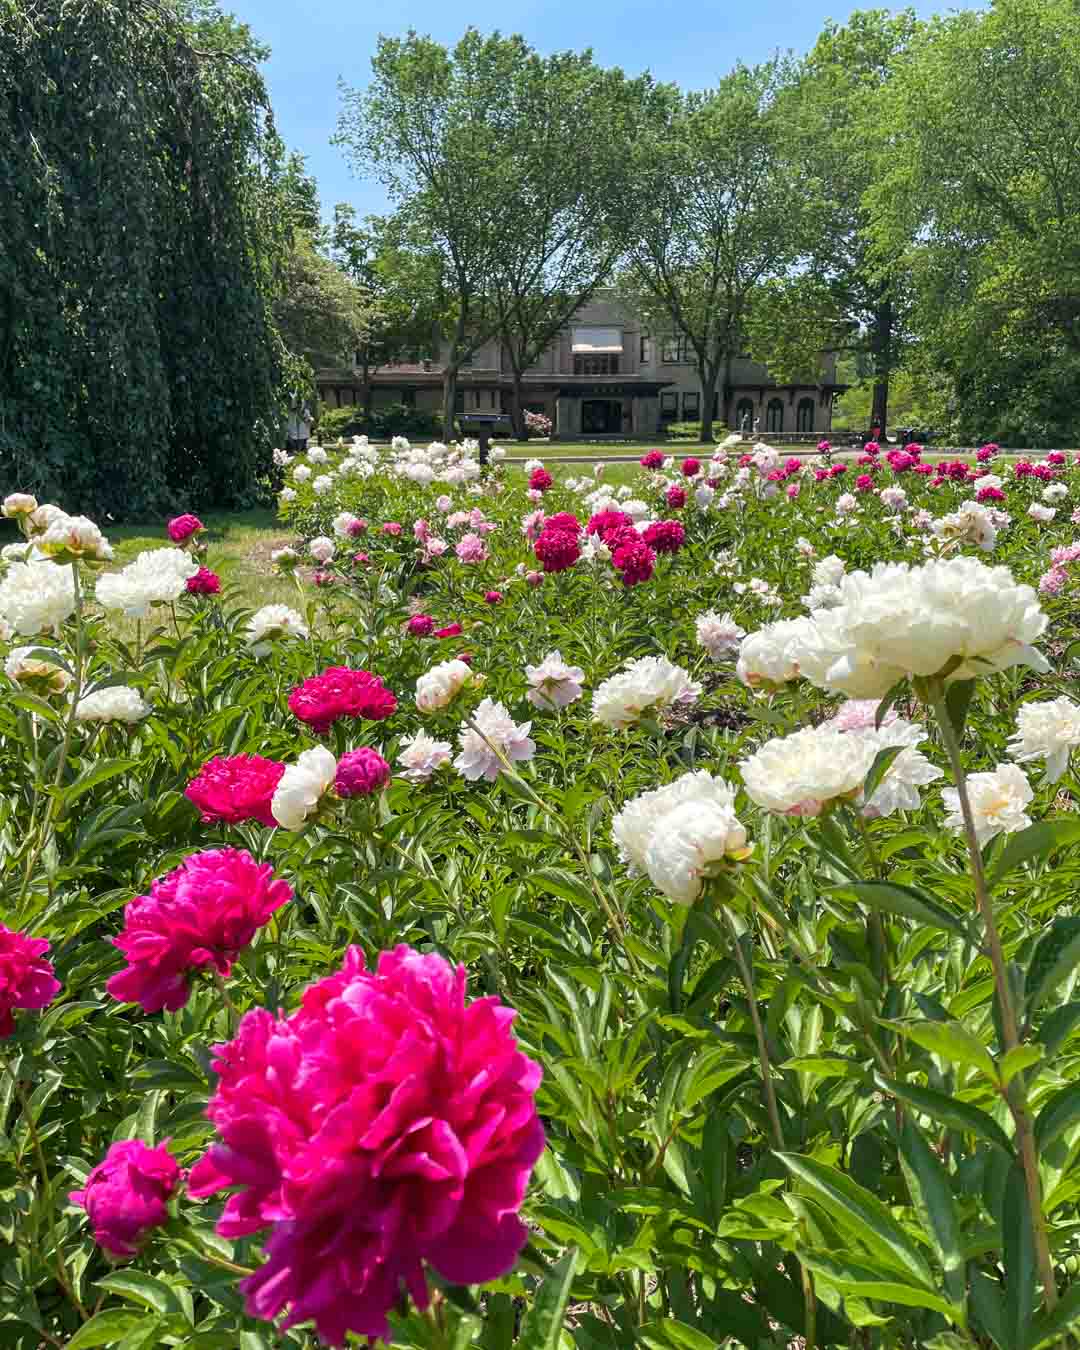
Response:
[0, 0, 293, 517]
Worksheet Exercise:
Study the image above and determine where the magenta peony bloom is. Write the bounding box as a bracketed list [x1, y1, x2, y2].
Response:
[665, 485, 687, 509]
[106, 849, 292, 1013]
[187, 945, 544, 1346]
[352, 551, 371, 566]
[543, 512, 580, 534]
[528, 467, 553, 491]
[335, 748, 391, 798]
[1048, 450, 1066, 465]
[817, 439, 831, 452]
[289, 668, 397, 734]
[484, 589, 503, 605]
[784, 457, 803, 475]
[586, 509, 632, 540]
[313, 570, 334, 587]
[381, 522, 403, 537]
[435, 622, 463, 639]
[71, 1140, 181, 1258]
[167, 514, 204, 543]
[0, 926, 61, 1036]
[534, 528, 580, 573]
[977, 485, 1006, 503]
[612, 538, 656, 586]
[642, 520, 685, 554]
[977, 444, 999, 462]
[407, 614, 435, 637]
[680, 457, 701, 477]
[186, 754, 285, 829]
[639, 450, 665, 470]
[787, 482, 800, 498]
[186, 566, 221, 595]
[855, 474, 874, 492]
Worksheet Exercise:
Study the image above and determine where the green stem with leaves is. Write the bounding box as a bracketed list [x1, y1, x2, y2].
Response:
[925, 677, 1058, 1314]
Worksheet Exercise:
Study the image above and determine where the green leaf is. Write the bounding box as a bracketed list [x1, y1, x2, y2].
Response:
[637, 1319, 720, 1349]
[875, 1074, 1013, 1154]
[781, 1055, 864, 1080]
[778, 1153, 935, 1287]
[60, 757, 137, 807]
[64, 1310, 146, 1348]
[799, 1251, 956, 1318]
[838, 882, 967, 937]
[95, 1271, 185, 1318]
[999, 1045, 1043, 1087]
[1035, 1002, 1080, 1058]
[516, 1248, 578, 1350]
[1025, 917, 1080, 1013]
[896, 1120, 965, 1310]
[1034, 1082, 1080, 1151]
[880, 1018, 996, 1078]
[1003, 1161, 1037, 1350]
[944, 678, 977, 737]
[988, 819, 1080, 885]
[863, 745, 904, 804]
[1024, 1277, 1080, 1349]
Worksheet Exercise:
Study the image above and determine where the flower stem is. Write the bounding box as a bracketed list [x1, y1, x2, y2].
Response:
[926, 678, 1058, 1313]
[721, 906, 784, 1151]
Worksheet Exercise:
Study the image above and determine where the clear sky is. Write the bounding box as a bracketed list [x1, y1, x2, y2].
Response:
[228, 0, 966, 221]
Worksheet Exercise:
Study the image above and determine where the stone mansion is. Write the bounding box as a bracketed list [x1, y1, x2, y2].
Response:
[315, 294, 845, 439]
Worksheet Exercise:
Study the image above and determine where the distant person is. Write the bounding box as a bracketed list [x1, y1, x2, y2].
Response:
[286, 405, 311, 453]
[753, 416, 760, 436]
[741, 411, 750, 434]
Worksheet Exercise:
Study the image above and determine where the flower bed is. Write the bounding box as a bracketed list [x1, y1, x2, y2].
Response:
[5, 433, 1080, 1346]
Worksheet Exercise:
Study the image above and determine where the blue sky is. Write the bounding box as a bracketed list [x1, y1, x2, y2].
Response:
[229, 0, 967, 221]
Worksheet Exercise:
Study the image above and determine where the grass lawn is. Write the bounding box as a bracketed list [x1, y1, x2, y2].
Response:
[500, 441, 707, 458]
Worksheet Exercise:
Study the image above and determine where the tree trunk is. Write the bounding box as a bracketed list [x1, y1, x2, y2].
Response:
[722, 351, 734, 431]
[510, 367, 527, 440]
[699, 361, 722, 444]
[870, 298, 894, 436]
[362, 355, 372, 428]
[442, 366, 458, 443]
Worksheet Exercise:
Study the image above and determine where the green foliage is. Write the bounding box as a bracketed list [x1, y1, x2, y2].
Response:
[0, 0, 292, 518]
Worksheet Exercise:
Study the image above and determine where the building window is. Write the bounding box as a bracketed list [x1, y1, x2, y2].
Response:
[660, 391, 678, 421]
[797, 397, 815, 433]
[573, 354, 620, 376]
[454, 389, 465, 413]
[735, 398, 755, 432]
[640, 334, 652, 365]
[661, 335, 692, 364]
[682, 391, 700, 419]
[767, 398, 784, 434]
[400, 388, 416, 409]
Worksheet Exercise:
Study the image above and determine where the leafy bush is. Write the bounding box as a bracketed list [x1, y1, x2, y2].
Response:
[523, 409, 552, 438]
[7, 440, 1080, 1347]
[665, 420, 727, 441]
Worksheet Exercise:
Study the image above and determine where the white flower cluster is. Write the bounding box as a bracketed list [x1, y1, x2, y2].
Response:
[74, 686, 150, 725]
[612, 771, 750, 905]
[931, 500, 998, 552]
[96, 548, 198, 620]
[592, 655, 701, 729]
[245, 604, 309, 657]
[695, 611, 745, 661]
[0, 559, 76, 636]
[1008, 696, 1080, 782]
[942, 763, 1033, 846]
[272, 746, 336, 830]
[416, 659, 480, 713]
[397, 730, 452, 783]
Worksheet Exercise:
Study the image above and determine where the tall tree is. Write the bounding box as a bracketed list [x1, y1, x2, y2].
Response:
[763, 10, 923, 434]
[868, 0, 1080, 444]
[620, 63, 817, 442]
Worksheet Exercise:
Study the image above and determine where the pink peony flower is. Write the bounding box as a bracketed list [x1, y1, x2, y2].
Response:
[186, 754, 286, 829]
[407, 615, 436, 637]
[642, 520, 685, 554]
[435, 622, 463, 639]
[817, 440, 831, 452]
[534, 528, 580, 573]
[313, 570, 334, 587]
[543, 512, 580, 534]
[167, 514, 204, 543]
[71, 1140, 181, 1258]
[187, 946, 544, 1346]
[612, 538, 656, 586]
[106, 849, 292, 1013]
[1048, 451, 1066, 465]
[455, 533, 489, 563]
[681, 457, 701, 477]
[640, 450, 665, 470]
[335, 748, 391, 798]
[863, 441, 880, 456]
[976, 485, 1006, 503]
[586, 509, 632, 540]
[977, 444, 999, 462]
[382, 522, 403, 537]
[436, 495, 453, 513]
[528, 468, 553, 491]
[1040, 566, 1069, 596]
[787, 482, 800, 498]
[289, 668, 397, 733]
[349, 518, 368, 536]
[413, 519, 430, 542]
[855, 474, 874, 492]
[352, 551, 371, 566]
[484, 590, 503, 605]
[665, 485, 687, 509]
[526, 488, 543, 503]
[185, 566, 221, 595]
[0, 926, 61, 1036]
[525, 570, 543, 587]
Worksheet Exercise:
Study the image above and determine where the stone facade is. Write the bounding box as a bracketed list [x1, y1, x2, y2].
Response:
[315, 293, 844, 438]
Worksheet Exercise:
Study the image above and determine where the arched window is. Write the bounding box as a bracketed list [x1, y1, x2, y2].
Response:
[797, 398, 815, 433]
[767, 398, 784, 434]
[735, 398, 755, 432]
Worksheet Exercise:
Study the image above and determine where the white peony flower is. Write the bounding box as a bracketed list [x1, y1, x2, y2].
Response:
[279, 487, 297, 504]
[612, 771, 751, 905]
[1043, 483, 1069, 502]
[1008, 696, 1080, 782]
[397, 730, 453, 783]
[695, 484, 715, 509]
[2, 493, 37, 517]
[942, 762, 1033, 847]
[308, 536, 335, 564]
[797, 557, 1048, 698]
[796, 537, 816, 557]
[292, 464, 311, 482]
[416, 659, 478, 713]
[696, 611, 745, 661]
[735, 616, 819, 689]
[931, 500, 997, 552]
[312, 475, 334, 496]
[0, 560, 76, 635]
[1, 542, 31, 563]
[245, 604, 308, 656]
[270, 546, 301, 571]
[879, 486, 908, 512]
[74, 686, 150, 724]
[622, 499, 650, 522]
[4, 645, 71, 695]
[853, 719, 943, 818]
[834, 493, 858, 517]
[740, 725, 876, 816]
[272, 448, 292, 467]
[813, 555, 846, 588]
[271, 746, 337, 830]
[26, 503, 69, 535]
[1029, 503, 1056, 523]
[332, 513, 361, 539]
[96, 548, 198, 620]
[307, 447, 328, 464]
[454, 698, 536, 781]
[592, 655, 701, 729]
[525, 650, 585, 710]
[974, 473, 1003, 490]
[36, 514, 113, 562]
